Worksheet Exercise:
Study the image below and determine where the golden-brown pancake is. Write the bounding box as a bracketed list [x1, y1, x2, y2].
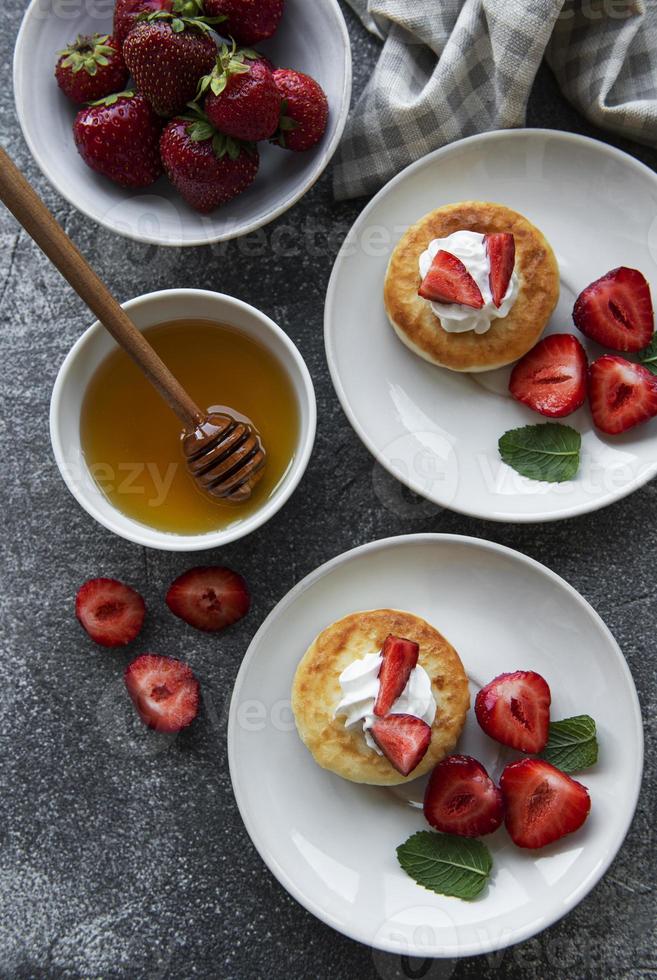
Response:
[384, 201, 559, 372]
[291, 608, 470, 786]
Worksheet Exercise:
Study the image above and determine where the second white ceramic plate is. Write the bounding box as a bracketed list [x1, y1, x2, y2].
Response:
[325, 130, 657, 522]
[228, 534, 643, 957]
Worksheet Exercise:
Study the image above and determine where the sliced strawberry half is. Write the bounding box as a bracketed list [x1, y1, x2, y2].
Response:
[423, 755, 504, 837]
[165, 566, 250, 632]
[475, 671, 551, 753]
[373, 634, 420, 717]
[485, 232, 515, 307]
[509, 334, 588, 418]
[418, 250, 484, 308]
[370, 714, 431, 777]
[589, 355, 657, 435]
[75, 577, 145, 647]
[500, 758, 591, 849]
[573, 267, 654, 352]
[124, 654, 200, 733]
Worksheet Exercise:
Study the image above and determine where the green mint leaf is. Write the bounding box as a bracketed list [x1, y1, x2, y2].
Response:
[638, 334, 657, 375]
[397, 831, 492, 901]
[540, 715, 598, 772]
[498, 423, 581, 483]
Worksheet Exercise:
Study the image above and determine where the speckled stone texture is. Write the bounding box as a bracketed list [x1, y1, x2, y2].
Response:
[1, 3, 656, 978]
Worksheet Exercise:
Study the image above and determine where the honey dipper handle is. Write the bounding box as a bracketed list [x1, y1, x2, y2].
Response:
[0, 147, 203, 430]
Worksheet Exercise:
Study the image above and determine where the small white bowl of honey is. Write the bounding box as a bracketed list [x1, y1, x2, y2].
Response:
[50, 289, 316, 551]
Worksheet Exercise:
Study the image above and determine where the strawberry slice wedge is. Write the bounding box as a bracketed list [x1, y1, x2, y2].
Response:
[500, 758, 591, 848]
[509, 334, 588, 418]
[418, 250, 484, 308]
[423, 755, 504, 837]
[573, 267, 654, 352]
[75, 577, 145, 647]
[475, 670, 551, 753]
[589, 355, 657, 434]
[485, 232, 515, 307]
[370, 714, 431, 776]
[373, 634, 419, 717]
[125, 654, 200, 733]
[166, 566, 250, 632]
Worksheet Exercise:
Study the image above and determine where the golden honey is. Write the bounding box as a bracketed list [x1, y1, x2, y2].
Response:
[80, 319, 299, 534]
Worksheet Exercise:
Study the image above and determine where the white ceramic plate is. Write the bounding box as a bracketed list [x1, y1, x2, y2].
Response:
[13, 0, 351, 246]
[325, 130, 657, 522]
[228, 534, 642, 957]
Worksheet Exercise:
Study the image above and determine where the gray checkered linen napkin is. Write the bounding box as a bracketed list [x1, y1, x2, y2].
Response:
[334, 0, 657, 200]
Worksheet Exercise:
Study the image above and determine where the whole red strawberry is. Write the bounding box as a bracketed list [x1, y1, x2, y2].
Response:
[113, 0, 174, 45]
[55, 34, 128, 104]
[203, 0, 284, 45]
[272, 68, 328, 152]
[198, 42, 280, 142]
[160, 107, 259, 212]
[123, 9, 218, 116]
[73, 91, 163, 188]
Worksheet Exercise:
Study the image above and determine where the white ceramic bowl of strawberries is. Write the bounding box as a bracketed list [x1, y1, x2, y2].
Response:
[13, 0, 352, 246]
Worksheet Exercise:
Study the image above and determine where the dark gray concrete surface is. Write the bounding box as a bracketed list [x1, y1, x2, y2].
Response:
[1, 3, 656, 977]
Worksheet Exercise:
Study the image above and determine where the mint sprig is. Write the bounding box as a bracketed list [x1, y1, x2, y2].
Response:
[638, 334, 657, 375]
[540, 715, 598, 772]
[397, 831, 492, 901]
[499, 422, 581, 483]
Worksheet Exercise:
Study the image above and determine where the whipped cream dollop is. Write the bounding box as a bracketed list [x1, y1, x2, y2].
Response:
[419, 229, 519, 334]
[334, 651, 436, 753]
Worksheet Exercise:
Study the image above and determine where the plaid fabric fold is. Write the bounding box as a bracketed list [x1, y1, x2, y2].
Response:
[334, 0, 657, 200]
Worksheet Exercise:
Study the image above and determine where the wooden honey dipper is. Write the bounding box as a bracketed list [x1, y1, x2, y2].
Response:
[0, 147, 266, 503]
